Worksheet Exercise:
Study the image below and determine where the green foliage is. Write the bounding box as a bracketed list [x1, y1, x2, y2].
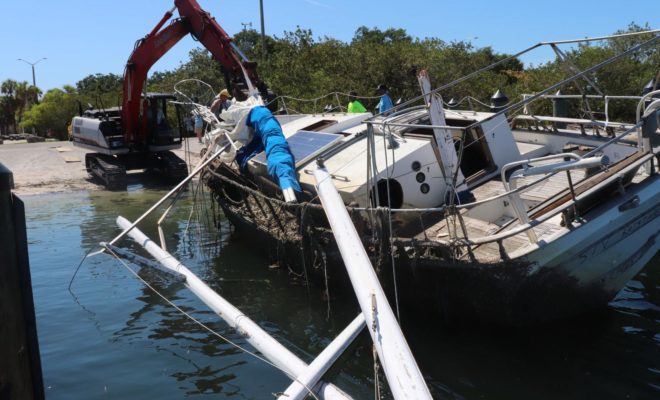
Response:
[21, 86, 79, 139]
[252, 26, 530, 112]
[76, 73, 122, 94]
[0, 79, 41, 134]
[234, 28, 277, 60]
[2, 23, 657, 136]
[75, 73, 123, 109]
[147, 48, 227, 96]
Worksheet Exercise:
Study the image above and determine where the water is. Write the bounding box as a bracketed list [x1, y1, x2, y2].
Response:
[25, 189, 659, 399]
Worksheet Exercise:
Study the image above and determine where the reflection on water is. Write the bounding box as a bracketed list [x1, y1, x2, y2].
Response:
[26, 190, 659, 399]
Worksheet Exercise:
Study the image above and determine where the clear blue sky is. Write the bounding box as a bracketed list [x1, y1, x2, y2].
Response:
[2, 0, 658, 93]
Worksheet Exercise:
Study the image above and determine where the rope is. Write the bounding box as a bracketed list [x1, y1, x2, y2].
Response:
[371, 295, 382, 400]
[68, 246, 100, 292]
[104, 245, 321, 400]
[373, 344, 381, 400]
[265, 91, 383, 114]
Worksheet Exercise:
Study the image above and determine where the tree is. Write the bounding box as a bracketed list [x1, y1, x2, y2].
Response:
[352, 26, 412, 45]
[0, 79, 19, 133]
[0, 96, 14, 134]
[21, 86, 79, 139]
[233, 28, 277, 61]
[0, 79, 41, 133]
[76, 73, 123, 109]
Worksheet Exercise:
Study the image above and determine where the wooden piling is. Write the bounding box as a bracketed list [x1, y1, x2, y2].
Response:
[0, 163, 44, 400]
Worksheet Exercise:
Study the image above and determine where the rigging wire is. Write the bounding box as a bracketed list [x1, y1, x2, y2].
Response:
[104, 245, 322, 400]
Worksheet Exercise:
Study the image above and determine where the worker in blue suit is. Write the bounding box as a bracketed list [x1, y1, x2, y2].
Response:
[235, 106, 302, 198]
[375, 84, 394, 114]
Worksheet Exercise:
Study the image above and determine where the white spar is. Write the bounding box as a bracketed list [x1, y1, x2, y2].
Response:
[313, 165, 432, 400]
[278, 314, 365, 400]
[115, 216, 352, 400]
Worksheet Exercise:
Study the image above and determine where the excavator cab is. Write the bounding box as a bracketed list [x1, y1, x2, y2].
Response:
[144, 93, 182, 151]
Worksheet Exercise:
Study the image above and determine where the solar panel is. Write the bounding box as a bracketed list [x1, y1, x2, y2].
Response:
[251, 130, 342, 168]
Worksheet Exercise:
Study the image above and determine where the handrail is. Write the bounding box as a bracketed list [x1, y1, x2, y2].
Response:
[500, 153, 581, 190]
[371, 120, 641, 219]
[502, 153, 609, 243]
[636, 89, 660, 126]
[520, 93, 644, 125]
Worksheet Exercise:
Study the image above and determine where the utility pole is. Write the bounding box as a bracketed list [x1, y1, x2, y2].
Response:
[259, 0, 265, 58]
[17, 58, 46, 134]
[17, 58, 47, 88]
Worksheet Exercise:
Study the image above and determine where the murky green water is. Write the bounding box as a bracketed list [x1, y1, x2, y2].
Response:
[25, 189, 658, 399]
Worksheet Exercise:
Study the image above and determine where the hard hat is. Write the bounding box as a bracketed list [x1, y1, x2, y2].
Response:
[220, 89, 231, 98]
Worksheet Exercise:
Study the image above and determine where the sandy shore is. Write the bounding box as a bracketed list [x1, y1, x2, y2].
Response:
[0, 139, 204, 196]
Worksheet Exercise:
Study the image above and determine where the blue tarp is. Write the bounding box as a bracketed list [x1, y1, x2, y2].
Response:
[235, 106, 302, 194]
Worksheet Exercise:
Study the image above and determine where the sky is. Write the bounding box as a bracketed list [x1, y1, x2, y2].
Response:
[1, 0, 658, 93]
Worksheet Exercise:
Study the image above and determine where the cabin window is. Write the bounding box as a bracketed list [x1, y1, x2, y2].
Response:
[404, 117, 494, 181]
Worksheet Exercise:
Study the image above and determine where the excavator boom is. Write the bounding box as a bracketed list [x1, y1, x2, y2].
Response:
[123, 0, 266, 145]
[73, 0, 264, 190]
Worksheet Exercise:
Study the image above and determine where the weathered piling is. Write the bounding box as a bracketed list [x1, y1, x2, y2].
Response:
[0, 162, 44, 400]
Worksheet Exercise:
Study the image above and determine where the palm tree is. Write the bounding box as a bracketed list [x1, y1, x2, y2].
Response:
[0, 80, 42, 133]
[1, 79, 18, 96]
[1, 79, 19, 133]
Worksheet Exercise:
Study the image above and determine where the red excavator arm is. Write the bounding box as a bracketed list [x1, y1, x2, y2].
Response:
[121, 0, 265, 146]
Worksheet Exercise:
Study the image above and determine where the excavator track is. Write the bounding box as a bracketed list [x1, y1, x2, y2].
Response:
[149, 151, 189, 183]
[85, 153, 127, 190]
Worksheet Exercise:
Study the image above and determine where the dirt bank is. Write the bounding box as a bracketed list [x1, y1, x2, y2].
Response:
[0, 140, 203, 196]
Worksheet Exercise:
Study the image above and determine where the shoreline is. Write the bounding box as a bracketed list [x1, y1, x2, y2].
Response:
[0, 139, 203, 196]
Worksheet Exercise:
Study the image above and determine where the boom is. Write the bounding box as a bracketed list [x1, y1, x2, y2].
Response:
[122, 0, 266, 145]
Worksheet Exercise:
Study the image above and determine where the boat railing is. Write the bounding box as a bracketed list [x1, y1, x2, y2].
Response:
[362, 31, 658, 233]
[501, 153, 609, 244]
[442, 95, 495, 113]
[264, 91, 384, 115]
[518, 93, 643, 129]
[380, 113, 650, 216]
[366, 34, 660, 215]
[636, 89, 660, 151]
[368, 107, 657, 253]
[365, 99, 651, 218]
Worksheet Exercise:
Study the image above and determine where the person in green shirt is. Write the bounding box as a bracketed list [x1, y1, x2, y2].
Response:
[347, 91, 367, 113]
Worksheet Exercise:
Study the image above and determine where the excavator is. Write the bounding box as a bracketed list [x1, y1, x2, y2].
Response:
[71, 0, 270, 189]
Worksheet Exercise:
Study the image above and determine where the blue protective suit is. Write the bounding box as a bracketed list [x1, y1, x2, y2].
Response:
[377, 94, 394, 114]
[235, 106, 302, 193]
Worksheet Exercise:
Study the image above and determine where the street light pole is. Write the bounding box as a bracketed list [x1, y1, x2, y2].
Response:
[259, 0, 265, 58]
[17, 58, 47, 88]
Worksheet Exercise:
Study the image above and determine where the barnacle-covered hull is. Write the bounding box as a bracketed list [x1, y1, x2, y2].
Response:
[204, 162, 659, 325]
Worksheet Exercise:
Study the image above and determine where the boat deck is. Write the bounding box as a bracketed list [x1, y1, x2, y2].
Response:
[403, 162, 590, 262]
[413, 213, 565, 262]
[469, 166, 586, 208]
